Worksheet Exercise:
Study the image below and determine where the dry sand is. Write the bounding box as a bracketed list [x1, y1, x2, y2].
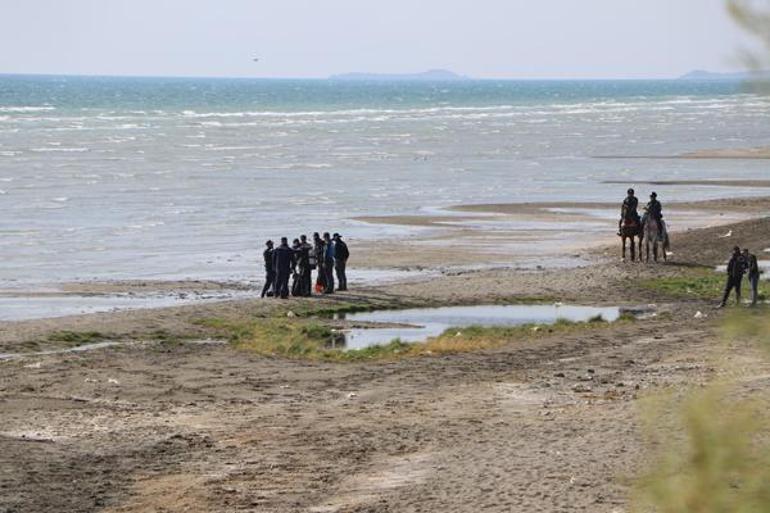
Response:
[2, 196, 770, 513]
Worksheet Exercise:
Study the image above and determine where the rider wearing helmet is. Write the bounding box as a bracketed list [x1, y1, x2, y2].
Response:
[618, 188, 640, 235]
[646, 192, 664, 237]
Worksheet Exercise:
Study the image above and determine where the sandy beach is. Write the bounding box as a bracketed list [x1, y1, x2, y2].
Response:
[2, 191, 769, 512]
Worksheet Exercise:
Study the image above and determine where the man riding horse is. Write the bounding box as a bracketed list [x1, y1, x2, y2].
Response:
[617, 188, 640, 235]
[645, 191, 663, 238]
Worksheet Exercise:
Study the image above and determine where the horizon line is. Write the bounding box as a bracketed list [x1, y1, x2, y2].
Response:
[0, 70, 738, 82]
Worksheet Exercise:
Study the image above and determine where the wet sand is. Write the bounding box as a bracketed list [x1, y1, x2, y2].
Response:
[594, 145, 770, 159]
[2, 196, 770, 512]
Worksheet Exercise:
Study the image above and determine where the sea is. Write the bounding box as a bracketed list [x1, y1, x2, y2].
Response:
[2, 74, 769, 289]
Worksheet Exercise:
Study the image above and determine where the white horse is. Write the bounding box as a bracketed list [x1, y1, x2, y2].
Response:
[643, 215, 670, 262]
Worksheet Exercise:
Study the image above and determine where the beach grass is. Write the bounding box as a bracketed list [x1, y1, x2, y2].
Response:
[206, 311, 635, 361]
[633, 307, 770, 512]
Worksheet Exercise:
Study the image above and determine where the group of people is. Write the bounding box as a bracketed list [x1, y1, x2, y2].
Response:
[618, 188, 664, 236]
[261, 232, 350, 299]
[719, 246, 761, 308]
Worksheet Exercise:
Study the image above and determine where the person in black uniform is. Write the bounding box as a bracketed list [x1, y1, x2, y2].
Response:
[298, 234, 313, 296]
[333, 233, 349, 291]
[719, 246, 747, 308]
[272, 237, 295, 299]
[617, 188, 640, 235]
[646, 192, 664, 238]
[260, 240, 275, 298]
[291, 239, 302, 296]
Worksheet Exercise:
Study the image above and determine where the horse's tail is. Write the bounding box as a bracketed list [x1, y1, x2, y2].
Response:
[662, 221, 670, 250]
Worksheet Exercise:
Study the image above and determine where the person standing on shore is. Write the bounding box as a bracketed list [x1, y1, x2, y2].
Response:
[260, 240, 275, 298]
[745, 248, 761, 307]
[323, 232, 335, 294]
[719, 246, 747, 308]
[313, 232, 326, 293]
[333, 233, 349, 291]
[272, 237, 295, 299]
[298, 234, 313, 296]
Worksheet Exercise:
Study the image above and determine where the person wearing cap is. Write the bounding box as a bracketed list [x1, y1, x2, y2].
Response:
[260, 240, 275, 298]
[272, 237, 295, 299]
[719, 246, 747, 308]
[617, 188, 640, 236]
[322, 232, 335, 293]
[645, 192, 664, 238]
[333, 233, 349, 291]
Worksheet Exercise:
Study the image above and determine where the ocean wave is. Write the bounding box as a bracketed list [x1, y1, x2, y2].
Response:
[0, 106, 56, 113]
[31, 147, 89, 153]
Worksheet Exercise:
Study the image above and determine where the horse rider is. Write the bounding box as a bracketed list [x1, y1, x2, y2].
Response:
[617, 188, 640, 236]
[645, 191, 664, 238]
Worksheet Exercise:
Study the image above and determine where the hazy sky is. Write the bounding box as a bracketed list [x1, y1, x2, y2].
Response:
[0, 0, 755, 79]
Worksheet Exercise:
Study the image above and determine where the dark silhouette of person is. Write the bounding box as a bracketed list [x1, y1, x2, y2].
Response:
[272, 237, 295, 299]
[333, 233, 349, 291]
[298, 234, 313, 296]
[719, 246, 747, 308]
[260, 240, 275, 298]
[745, 248, 761, 307]
[313, 232, 326, 293]
[323, 232, 335, 293]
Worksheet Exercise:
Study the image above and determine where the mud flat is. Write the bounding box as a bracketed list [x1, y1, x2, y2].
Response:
[2, 196, 770, 512]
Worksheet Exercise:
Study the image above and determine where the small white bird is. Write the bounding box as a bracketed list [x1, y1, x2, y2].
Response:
[719, 230, 732, 238]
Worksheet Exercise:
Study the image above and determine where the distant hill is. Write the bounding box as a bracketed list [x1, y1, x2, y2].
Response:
[329, 69, 469, 81]
[679, 69, 770, 81]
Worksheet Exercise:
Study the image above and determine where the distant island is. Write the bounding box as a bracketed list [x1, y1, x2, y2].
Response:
[679, 69, 770, 81]
[329, 69, 469, 81]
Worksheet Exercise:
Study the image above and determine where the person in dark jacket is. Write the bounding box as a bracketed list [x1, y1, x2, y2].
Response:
[617, 188, 640, 235]
[719, 246, 747, 308]
[645, 192, 664, 238]
[260, 240, 275, 298]
[323, 232, 335, 293]
[313, 232, 326, 293]
[298, 234, 313, 296]
[333, 233, 349, 291]
[272, 237, 295, 299]
[744, 248, 761, 307]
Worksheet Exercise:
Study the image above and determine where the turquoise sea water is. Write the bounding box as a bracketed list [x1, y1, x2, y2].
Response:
[1, 75, 769, 286]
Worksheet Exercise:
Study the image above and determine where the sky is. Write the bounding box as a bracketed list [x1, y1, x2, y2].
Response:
[0, 0, 757, 79]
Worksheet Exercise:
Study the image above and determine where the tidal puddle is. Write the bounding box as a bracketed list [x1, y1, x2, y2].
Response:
[338, 304, 621, 350]
[715, 260, 770, 280]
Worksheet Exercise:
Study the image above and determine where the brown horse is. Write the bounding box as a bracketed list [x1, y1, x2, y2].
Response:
[620, 217, 643, 262]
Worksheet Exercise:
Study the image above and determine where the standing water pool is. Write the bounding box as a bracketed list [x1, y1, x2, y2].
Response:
[340, 304, 622, 350]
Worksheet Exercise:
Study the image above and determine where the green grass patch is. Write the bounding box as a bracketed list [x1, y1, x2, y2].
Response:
[639, 270, 727, 300]
[214, 312, 636, 362]
[44, 330, 107, 347]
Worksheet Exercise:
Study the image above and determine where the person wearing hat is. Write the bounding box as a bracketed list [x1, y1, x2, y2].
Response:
[719, 246, 747, 308]
[617, 188, 640, 236]
[645, 191, 664, 238]
[333, 233, 349, 291]
[260, 240, 275, 298]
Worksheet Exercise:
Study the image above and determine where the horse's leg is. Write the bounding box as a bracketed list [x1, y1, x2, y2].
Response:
[638, 236, 643, 263]
[630, 236, 636, 261]
[621, 235, 626, 261]
[653, 241, 658, 262]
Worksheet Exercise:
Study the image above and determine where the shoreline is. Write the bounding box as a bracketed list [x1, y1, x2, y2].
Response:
[2, 192, 769, 513]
